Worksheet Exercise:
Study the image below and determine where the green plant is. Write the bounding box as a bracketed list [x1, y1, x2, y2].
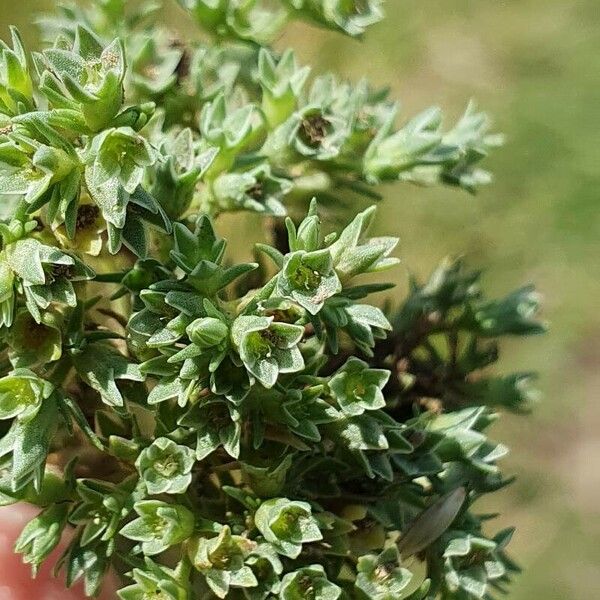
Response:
[0, 0, 545, 598]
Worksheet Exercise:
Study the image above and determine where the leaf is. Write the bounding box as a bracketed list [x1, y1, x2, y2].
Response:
[85, 166, 129, 228]
[5, 238, 46, 284]
[15, 502, 70, 574]
[397, 487, 467, 557]
[12, 394, 59, 491]
[147, 377, 184, 405]
[60, 395, 104, 450]
[72, 343, 144, 407]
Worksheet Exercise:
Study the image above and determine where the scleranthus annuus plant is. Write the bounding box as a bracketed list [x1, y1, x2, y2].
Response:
[0, 1, 545, 598]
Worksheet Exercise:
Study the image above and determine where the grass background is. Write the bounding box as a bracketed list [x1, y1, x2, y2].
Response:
[3, 1, 600, 597]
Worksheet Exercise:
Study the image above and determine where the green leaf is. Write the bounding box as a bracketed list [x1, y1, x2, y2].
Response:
[15, 502, 70, 575]
[72, 342, 144, 407]
[12, 394, 59, 491]
[397, 488, 467, 557]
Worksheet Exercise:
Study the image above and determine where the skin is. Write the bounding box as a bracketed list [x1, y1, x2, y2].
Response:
[0, 504, 119, 600]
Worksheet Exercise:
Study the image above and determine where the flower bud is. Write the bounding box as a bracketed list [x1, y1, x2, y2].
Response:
[187, 317, 229, 348]
[280, 565, 341, 600]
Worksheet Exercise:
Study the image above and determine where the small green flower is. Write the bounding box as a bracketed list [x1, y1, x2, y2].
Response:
[231, 315, 305, 388]
[355, 547, 414, 600]
[2, 237, 95, 323]
[0, 228, 95, 326]
[463, 284, 547, 337]
[186, 317, 229, 349]
[71, 341, 144, 408]
[254, 498, 322, 558]
[88, 126, 157, 194]
[188, 44, 243, 102]
[0, 369, 54, 422]
[199, 94, 261, 176]
[7, 309, 62, 368]
[277, 250, 341, 315]
[329, 357, 389, 416]
[136, 437, 196, 495]
[442, 530, 511, 598]
[363, 107, 442, 184]
[186, 398, 242, 460]
[128, 285, 189, 352]
[53, 200, 106, 257]
[167, 217, 258, 295]
[264, 107, 348, 163]
[280, 564, 341, 600]
[292, 201, 321, 252]
[180, 0, 288, 44]
[209, 355, 252, 404]
[120, 500, 194, 556]
[129, 30, 183, 96]
[244, 543, 283, 598]
[211, 163, 292, 216]
[152, 129, 217, 220]
[241, 453, 293, 497]
[296, 108, 347, 160]
[189, 526, 258, 598]
[118, 558, 189, 600]
[363, 102, 502, 192]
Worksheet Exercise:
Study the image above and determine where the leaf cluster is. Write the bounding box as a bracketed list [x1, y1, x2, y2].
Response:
[0, 1, 543, 599]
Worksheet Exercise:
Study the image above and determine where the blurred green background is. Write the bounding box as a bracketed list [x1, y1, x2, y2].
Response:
[2, 1, 599, 598]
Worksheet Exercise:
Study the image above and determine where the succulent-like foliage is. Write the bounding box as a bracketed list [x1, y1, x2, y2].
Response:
[0, 0, 545, 598]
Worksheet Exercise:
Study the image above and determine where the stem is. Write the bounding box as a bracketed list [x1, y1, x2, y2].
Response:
[47, 358, 73, 387]
[92, 271, 128, 283]
[241, 275, 278, 315]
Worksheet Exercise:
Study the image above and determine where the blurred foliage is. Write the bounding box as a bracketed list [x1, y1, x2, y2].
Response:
[2, 0, 599, 598]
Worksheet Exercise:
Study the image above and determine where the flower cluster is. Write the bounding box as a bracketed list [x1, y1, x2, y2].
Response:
[0, 1, 545, 599]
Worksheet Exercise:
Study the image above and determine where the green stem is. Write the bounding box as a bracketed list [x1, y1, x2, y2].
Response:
[92, 271, 128, 283]
[241, 275, 278, 315]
